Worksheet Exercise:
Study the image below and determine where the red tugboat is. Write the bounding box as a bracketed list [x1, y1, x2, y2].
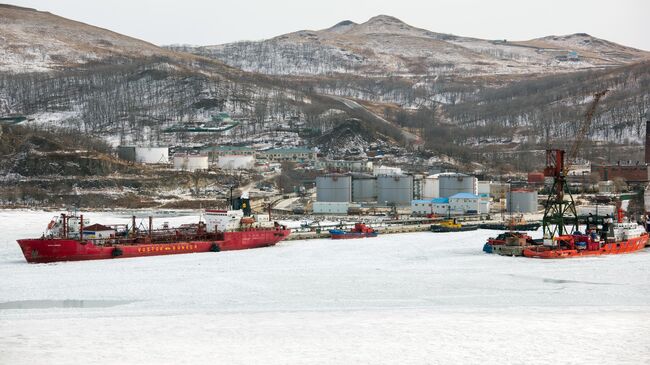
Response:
[329, 223, 378, 239]
[16, 198, 290, 263]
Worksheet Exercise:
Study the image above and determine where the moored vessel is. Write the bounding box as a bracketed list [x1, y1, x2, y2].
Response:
[16, 198, 290, 263]
[523, 222, 648, 259]
[483, 231, 541, 256]
[329, 223, 378, 239]
[431, 219, 478, 233]
[479, 216, 541, 231]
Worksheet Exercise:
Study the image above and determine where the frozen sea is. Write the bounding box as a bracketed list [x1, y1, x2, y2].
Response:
[1, 210, 649, 364]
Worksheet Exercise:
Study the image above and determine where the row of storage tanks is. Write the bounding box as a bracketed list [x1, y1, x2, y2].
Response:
[316, 173, 416, 205]
[316, 172, 539, 212]
[317, 173, 480, 205]
[117, 146, 215, 172]
[318, 173, 481, 201]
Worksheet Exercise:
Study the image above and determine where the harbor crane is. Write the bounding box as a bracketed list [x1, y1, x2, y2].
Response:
[542, 90, 609, 240]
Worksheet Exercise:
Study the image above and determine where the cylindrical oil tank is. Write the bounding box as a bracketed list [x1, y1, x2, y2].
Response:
[377, 174, 413, 206]
[436, 173, 477, 198]
[316, 174, 352, 202]
[351, 174, 377, 202]
[173, 154, 209, 172]
[422, 175, 440, 199]
[506, 190, 538, 213]
[134, 147, 169, 164]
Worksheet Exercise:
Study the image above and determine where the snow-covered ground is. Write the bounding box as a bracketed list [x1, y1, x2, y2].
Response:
[1, 210, 649, 364]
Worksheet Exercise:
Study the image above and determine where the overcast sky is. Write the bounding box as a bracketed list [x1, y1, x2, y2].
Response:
[7, 0, 649, 50]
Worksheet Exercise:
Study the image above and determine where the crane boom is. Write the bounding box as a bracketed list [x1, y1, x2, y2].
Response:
[565, 89, 608, 174]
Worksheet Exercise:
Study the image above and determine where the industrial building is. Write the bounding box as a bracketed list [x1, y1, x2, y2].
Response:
[173, 154, 209, 172]
[312, 201, 350, 215]
[201, 146, 255, 165]
[373, 166, 402, 176]
[597, 180, 615, 193]
[316, 160, 373, 172]
[316, 174, 352, 202]
[591, 163, 647, 182]
[118, 146, 169, 164]
[576, 205, 616, 217]
[591, 119, 649, 183]
[477, 181, 510, 198]
[449, 193, 488, 215]
[377, 174, 414, 206]
[506, 190, 538, 213]
[411, 198, 450, 216]
[411, 193, 488, 216]
[259, 148, 316, 163]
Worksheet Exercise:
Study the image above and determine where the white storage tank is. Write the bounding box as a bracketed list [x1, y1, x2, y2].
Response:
[134, 147, 169, 164]
[506, 190, 538, 213]
[377, 174, 413, 206]
[217, 155, 255, 170]
[436, 172, 477, 198]
[422, 175, 440, 199]
[478, 181, 491, 195]
[351, 174, 377, 202]
[316, 174, 352, 202]
[173, 154, 209, 172]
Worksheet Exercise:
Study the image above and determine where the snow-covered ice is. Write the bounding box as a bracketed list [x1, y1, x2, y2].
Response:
[1, 210, 649, 364]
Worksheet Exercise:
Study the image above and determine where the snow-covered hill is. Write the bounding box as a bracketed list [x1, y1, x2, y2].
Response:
[0, 4, 200, 73]
[178, 15, 650, 76]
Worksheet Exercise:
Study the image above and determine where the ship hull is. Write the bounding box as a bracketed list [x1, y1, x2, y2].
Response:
[17, 229, 291, 263]
[523, 234, 648, 259]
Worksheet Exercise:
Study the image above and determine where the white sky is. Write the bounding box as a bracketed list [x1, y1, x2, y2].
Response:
[6, 0, 649, 50]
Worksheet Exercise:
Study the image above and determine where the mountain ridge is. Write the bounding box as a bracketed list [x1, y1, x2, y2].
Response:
[182, 15, 649, 77]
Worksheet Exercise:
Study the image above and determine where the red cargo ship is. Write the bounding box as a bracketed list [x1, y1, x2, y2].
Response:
[17, 207, 290, 263]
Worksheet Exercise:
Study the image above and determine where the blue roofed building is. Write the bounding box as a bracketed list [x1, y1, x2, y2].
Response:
[411, 198, 450, 216]
[449, 193, 489, 215]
